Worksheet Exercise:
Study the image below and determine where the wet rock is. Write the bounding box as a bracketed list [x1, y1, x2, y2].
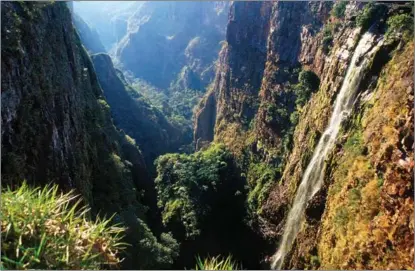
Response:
[305, 187, 327, 223]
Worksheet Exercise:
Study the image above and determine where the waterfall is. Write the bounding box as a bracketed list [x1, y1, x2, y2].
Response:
[271, 32, 384, 270]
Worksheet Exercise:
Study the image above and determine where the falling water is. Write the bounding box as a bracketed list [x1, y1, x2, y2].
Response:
[271, 32, 384, 270]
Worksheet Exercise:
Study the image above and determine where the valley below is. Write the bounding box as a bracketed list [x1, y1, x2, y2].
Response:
[1, 1, 414, 270]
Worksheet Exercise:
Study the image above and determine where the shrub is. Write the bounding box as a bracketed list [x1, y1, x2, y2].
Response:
[294, 70, 320, 107]
[195, 255, 239, 270]
[344, 131, 364, 156]
[356, 3, 387, 32]
[155, 143, 242, 240]
[1, 183, 126, 269]
[247, 162, 278, 215]
[322, 35, 333, 54]
[386, 14, 414, 41]
[310, 255, 321, 268]
[298, 70, 320, 92]
[321, 24, 334, 54]
[334, 207, 349, 227]
[289, 111, 300, 126]
[332, 1, 347, 19]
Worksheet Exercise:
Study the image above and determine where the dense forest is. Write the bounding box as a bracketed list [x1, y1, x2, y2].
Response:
[1, 1, 414, 270]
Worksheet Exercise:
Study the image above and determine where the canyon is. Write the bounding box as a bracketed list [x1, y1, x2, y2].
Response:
[1, 1, 414, 270]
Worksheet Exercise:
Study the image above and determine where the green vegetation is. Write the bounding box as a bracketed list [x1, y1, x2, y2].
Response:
[343, 131, 364, 156]
[131, 78, 203, 141]
[298, 70, 320, 91]
[123, 219, 179, 269]
[265, 102, 290, 128]
[0, 183, 179, 270]
[310, 255, 321, 269]
[1, 183, 126, 269]
[155, 143, 241, 239]
[253, 69, 320, 217]
[195, 255, 239, 270]
[154, 144, 264, 269]
[334, 207, 349, 228]
[322, 24, 334, 54]
[331, 1, 347, 19]
[356, 3, 387, 32]
[295, 70, 320, 107]
[348, 187, 362, 208]
[1, 3, 179, 269]
[386, 13, 414, 41]
[247, 162, 279, 215]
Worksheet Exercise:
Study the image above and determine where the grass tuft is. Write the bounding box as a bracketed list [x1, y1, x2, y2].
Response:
[1, 182, 127, 269]
[195, 255, 239, 270]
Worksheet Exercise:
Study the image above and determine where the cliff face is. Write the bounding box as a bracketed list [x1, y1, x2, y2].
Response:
[1, 2, 178, 269]
[194, 1, 414, 269]
[115, 1, 229, 90]
[72, 12, 106, 54]
[91, 53, 181, 171]
[1, 2, 134, 210]
[194, 1, 273, 152]
[73, 1, 141, 51]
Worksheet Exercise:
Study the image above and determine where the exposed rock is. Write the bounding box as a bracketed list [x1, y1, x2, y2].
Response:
[115, 1, 229, 90]
[73, 1, 141, 51]
[194, 1, 273, 152]
[72, 12, 106, 54]
[194, 89, 216, 150]
[305, 187, 327, 224]
[91, 53, 181, 171]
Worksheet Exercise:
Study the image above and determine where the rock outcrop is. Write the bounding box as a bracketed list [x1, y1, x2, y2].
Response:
[194, 1, 273, 152]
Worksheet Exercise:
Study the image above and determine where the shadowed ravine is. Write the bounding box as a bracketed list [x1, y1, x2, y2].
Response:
[271, 32, 385, 270]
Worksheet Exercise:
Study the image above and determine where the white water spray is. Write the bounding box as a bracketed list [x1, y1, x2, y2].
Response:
[271, 32, 384, 270]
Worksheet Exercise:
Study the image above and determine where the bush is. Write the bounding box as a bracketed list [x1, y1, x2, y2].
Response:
[332, 1, 347, 18]
[321, 24, 334, 54]
[344, 131, 364, 156]
[356, 3, 387, 32]
[195, 255, 239, 270]
[386, 14, 414, 41]
[155, 143, 242, 240]
[1, 183, 126, 269]
[294, 70, 320, 107]
[310, 255, 320, 268]
[289, 111, 300, 126]
[334, 207, 349, 227]
[247, 162, 278, 215]
[298, 70, 320, 92]
[264, 102, 291, 133]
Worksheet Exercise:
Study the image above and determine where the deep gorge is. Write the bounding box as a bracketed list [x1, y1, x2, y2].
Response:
[1, 1, 414, 270]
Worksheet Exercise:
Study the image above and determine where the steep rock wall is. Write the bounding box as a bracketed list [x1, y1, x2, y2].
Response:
[91, 53, 181, 171]
[72, 12, 106, 54]
[193, 1, 414, 269]
[194, 1, 273, 153]
[1, 2, 178, 268]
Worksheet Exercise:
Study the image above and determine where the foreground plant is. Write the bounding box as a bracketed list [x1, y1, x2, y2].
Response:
[195, 255, 239, 270]
[1, 182, 126, 269]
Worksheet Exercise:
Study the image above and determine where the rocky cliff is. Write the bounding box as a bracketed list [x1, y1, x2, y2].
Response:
[115, 1, 229, 90]
[72, 12, 106, 54]
[91, 53, 182, 171]
[194, 1, 414, 269]
[1, 2, 178, 269]
[73, 1, 141, 52]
